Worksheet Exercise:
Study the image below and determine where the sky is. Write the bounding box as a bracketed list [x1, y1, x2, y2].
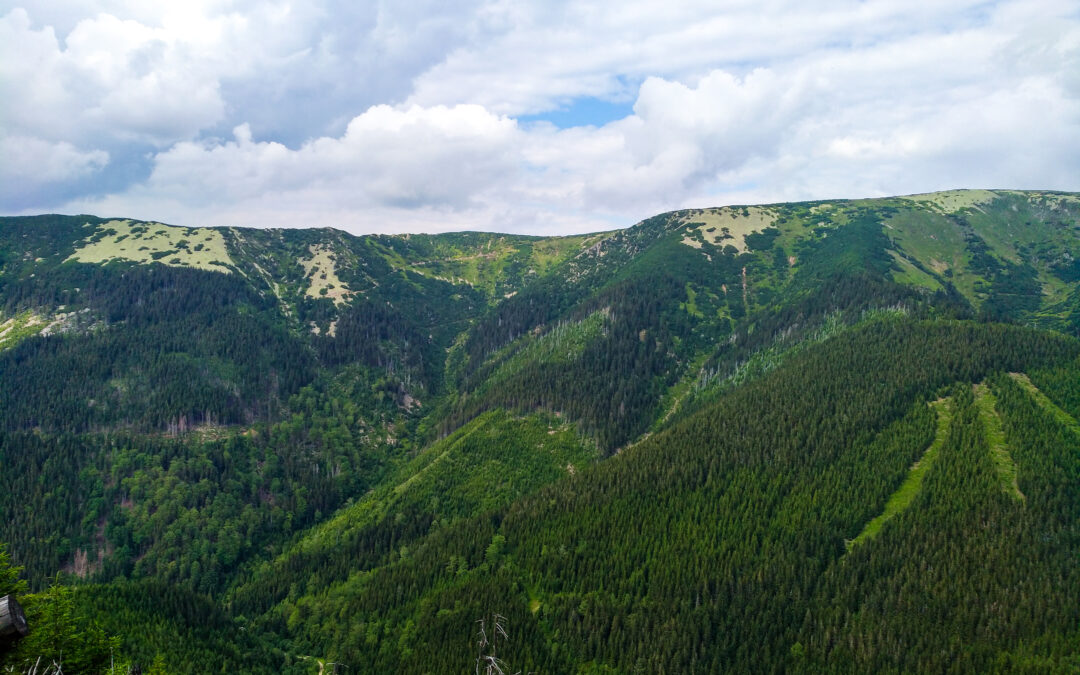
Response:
[1, 0, 1079, 235]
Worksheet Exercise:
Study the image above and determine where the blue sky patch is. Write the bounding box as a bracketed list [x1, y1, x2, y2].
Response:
[519, 96, 634, 129]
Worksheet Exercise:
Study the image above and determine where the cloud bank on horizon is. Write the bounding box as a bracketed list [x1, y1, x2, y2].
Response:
[2, 0, 1078, 235]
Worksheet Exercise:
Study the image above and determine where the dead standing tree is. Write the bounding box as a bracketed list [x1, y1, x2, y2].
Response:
[474, 613, 520, 675]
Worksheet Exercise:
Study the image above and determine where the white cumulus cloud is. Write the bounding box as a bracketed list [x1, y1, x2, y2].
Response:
[4, 0, 1080, 233]
[0, 135, 108, 189]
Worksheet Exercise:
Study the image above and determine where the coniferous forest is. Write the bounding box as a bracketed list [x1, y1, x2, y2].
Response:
[1, 190, 1079, 672]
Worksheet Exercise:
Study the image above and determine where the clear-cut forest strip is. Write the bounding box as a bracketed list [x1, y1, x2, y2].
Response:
[974, 382, 1024, 501]
[1009, 372, 1080, 437]
[848, 397, 952, 550]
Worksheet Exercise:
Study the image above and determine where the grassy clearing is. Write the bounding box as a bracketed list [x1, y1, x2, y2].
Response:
[848, 397, 952, 551]
[966, 193, 1080, 303]
[529, 234, 598, 273]
[678, 206, 778, 253]
[0, 310, 46, 350]
[888, 250, 943, 292]
[401, 243, 511, 290]
[0, 309, 93, 350]
[1009, 372, 1080, 437]
[884, 195, 1042, 311]
[300, 244, 353, 305]
[396, 233, 598, 297]
[973, 383, 1024, 501]
[884, 208, 967, 270]
[886, 190, 1080, 310]
[883, 207, 982, 303]
[898, 189, 999, 214]
[67, 220, 234, 273]
[1027, 191, 1080, 207]
[682, 282, 704, 318]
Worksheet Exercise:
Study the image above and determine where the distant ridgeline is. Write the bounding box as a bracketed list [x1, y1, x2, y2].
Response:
[0, 190, 1078, 673]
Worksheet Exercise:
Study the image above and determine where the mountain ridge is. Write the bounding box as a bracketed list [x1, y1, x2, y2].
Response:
[1, 188, 1079, 672]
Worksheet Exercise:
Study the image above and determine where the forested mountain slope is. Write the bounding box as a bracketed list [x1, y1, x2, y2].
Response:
[0, 189, 1078, 672]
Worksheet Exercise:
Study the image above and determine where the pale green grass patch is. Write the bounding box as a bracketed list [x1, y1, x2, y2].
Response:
[678, 206, 778, 253]
[888, 250, 943, 291]
[0, 310, 46, 350]
[1005, 190, 1080, 210]
[973, 383, 1024, 501]
[398, 233, 600, 295]
[399, 243, 509, 289]
[67, 220, 234, 273]
[300, 244, 354, 305]
[0, 308, 95, 349]
[530, 234, 598, 273]
[848, 397, 952, 551]
[885, 207, 990, 308]
[885, 209, 967, 269]
[899, 189, 999, 214]
[682, 282, 704, 318]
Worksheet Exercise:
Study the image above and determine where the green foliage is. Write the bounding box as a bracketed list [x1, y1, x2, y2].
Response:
[0, 310, 49, 351]
[0, 363, 413, 592]
[253, 320, 1078, 672]
[743, 226, 781, 251]
[75, 579, 289, 674]
[1, 580, 120, 675]
[1, 191, 1079, 672]
[848, 396, 952, 549]
[973, 382, 1024, 500]
[799, 365, 1080, 671]
[0, 542, 26, 597]
[230, 410, 596, 620]
[0, 263, 315, 432]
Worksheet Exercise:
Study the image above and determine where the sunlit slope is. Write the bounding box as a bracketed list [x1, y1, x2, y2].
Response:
[252, 319, 1080, 673]
[664, 189, 1080, 324]
[801, 365, 1080, 673]
[887, 190, 1080, 319]
[440, 190, 1079, 452]
[66, 219, 235, 273]
[229, 410, 597, 619]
